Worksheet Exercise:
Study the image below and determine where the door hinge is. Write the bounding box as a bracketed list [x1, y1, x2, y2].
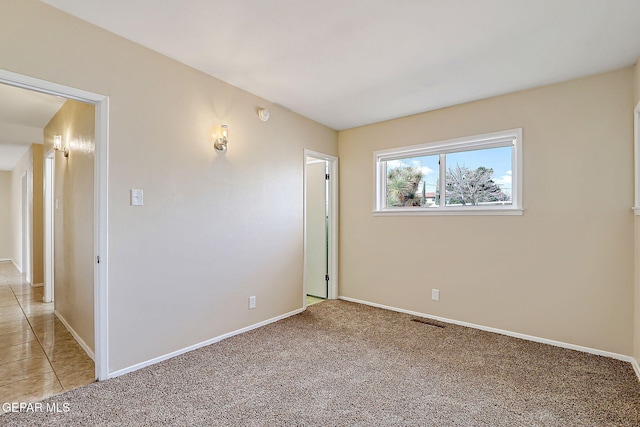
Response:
[325, 173, 330, 180]
[96, 255, 100, 264]
[325, 274, 330, 282]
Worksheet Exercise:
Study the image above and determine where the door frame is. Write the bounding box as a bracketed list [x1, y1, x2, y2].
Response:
[43, 153, 54, 303]
[634, 101, 640, 212]
[0, 69, 110, 381]
[303, 149, 338, 305]
[21, 171, 31, 283]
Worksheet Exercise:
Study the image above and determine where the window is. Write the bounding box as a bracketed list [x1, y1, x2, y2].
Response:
[374, 128, 523, 215]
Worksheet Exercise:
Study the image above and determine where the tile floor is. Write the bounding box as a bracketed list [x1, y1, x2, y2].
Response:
[306, 295, 325, 306]
[0, 261, 94, 413]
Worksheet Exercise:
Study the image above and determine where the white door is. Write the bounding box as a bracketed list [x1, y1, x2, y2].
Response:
[44, 154, 54, 302]
[305, 157, 328, 298]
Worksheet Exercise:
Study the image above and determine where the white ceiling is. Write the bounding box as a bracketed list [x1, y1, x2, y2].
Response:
[12, 2, 639, 170]
[0, 84, 65, 171]
[34, 0, 640, 131]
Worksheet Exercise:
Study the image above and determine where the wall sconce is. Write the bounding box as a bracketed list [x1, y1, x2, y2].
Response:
[214, 124, 229, 152]
[53, 135, 69, 157]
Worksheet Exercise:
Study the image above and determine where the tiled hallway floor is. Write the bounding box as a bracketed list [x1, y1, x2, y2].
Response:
[0, 261, 94, 412]
[306, 295, 325, 306]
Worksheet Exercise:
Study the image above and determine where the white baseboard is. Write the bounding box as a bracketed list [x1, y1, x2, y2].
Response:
[108, 307, 306, 379]
[339, 296, 639, 380]
[54, 310, 95, 361]
[31, 282, 43, 288]
[632, 358, 640, 382]
[0, 259, 22, 274]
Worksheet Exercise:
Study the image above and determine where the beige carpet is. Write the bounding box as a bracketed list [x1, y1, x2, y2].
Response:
[1, 300, 639, 426]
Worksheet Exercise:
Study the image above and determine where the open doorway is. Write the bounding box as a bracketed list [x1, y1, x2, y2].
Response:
[304, 150, 338, 307]
[0, 69, 109, 387]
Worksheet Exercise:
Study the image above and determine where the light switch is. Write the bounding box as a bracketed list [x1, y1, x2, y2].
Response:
[130, 189, 143, 206]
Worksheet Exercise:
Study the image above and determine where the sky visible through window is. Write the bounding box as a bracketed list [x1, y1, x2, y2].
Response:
[387, 146, 512, 199]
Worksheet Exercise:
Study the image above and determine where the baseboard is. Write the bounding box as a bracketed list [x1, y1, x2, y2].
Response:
[108, 307, 306, 379]
[339, 296, 637, 369]
[631, 357, 640, 382]
[54, 310, 95, 361]
[31, 282, 43, 288]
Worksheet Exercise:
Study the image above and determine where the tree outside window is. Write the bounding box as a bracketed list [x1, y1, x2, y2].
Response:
[375, 128, 522, 215]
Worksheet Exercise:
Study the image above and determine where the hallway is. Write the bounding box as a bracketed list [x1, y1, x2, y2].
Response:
[0, 261, 94, 411]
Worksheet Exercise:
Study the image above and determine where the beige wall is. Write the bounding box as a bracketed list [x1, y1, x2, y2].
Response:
[339, 68, 634, 355]
[9, 144, 43, 283]
[44, 100, 95, 351]
[1, 0, 338, 372]
[10, 147, 29, 273]
[0, 171, 11, 260]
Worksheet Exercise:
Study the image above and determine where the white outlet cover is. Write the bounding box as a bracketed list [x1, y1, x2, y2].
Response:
[431, 289, 440, 301]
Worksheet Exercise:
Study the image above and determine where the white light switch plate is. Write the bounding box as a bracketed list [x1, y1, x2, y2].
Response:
[130, 189, 143, 206]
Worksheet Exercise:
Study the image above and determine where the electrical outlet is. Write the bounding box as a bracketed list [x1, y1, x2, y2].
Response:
[249, 296, 256, 309]
[431, 289, 440, 301]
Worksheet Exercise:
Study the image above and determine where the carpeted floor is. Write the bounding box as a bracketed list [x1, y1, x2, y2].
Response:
[1, 300, 639, 426]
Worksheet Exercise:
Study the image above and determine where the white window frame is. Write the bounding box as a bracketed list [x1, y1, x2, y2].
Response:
[373, 128, 523, 216]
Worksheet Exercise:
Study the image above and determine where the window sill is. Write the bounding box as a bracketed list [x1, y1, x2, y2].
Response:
[373, 207, 524, 216]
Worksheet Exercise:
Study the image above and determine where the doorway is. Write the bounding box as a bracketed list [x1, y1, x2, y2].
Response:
[304, 150, 338, 306]
[0, 69, 109, 381]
